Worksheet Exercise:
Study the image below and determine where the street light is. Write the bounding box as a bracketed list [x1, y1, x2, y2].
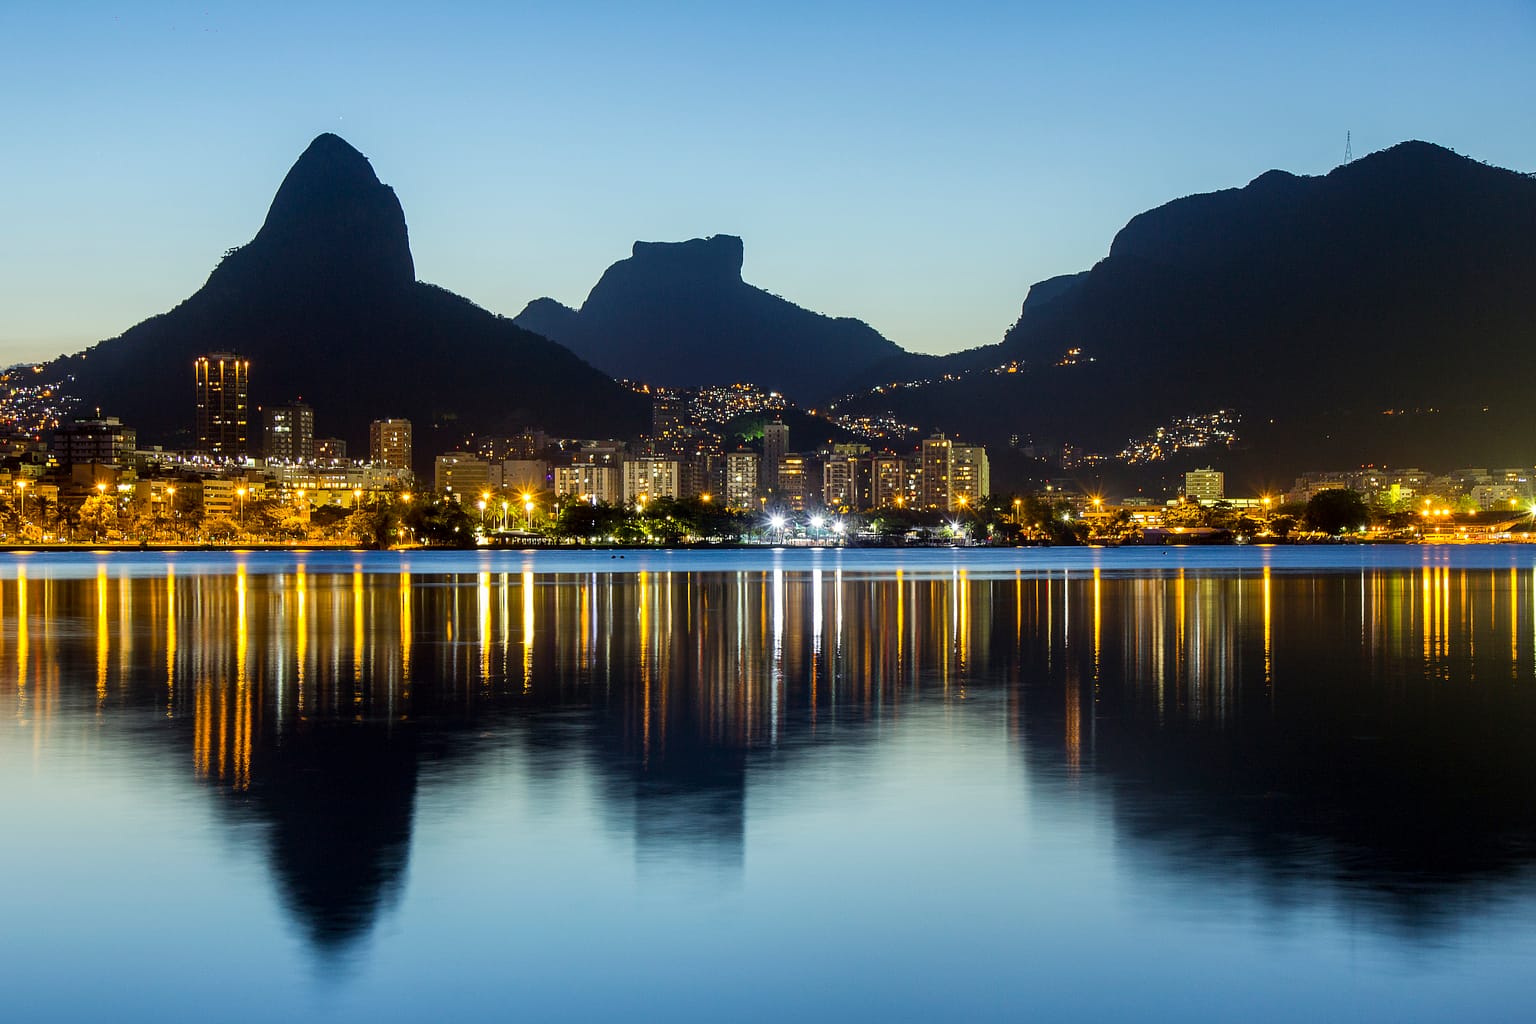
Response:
[236, 486, 247, 525]
[14, 480, 26, 524]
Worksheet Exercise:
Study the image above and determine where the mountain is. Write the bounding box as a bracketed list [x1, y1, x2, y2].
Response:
[48, 134, 647, 464]
[513, 235, 938, 404]
[837, 142, 1536, 479]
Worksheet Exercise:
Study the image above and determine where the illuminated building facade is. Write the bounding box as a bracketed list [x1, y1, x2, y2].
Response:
[314, 437, 348, 460]
[622, 458, 680, 502]
[777, 455, 809, 512]
[369, 418, 413, 477]
[434, 452, 491, 496]
[554, 464, 620, 504]
[871, 456, 907, 508]
[724, 451, 759, 509]
[194, 353, 249, 457]
[53, 416, 137, 467]
[920, 434, 952, 510]
[262, 402, 313, 461]
[1185, 467, 1225, 504]
[950, 444, 990, 510]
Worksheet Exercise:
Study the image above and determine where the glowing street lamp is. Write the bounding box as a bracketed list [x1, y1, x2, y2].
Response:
[236, 486, 247, 524]
[14, 479, 26, 523]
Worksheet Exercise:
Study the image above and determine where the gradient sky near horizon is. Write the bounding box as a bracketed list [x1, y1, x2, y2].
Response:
[1, 1, 1532, 365]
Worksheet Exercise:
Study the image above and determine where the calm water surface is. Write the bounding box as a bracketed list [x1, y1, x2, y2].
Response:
[3, 546, 1536, 1021]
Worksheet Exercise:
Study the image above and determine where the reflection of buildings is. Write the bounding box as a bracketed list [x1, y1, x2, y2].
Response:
[1003, 561, 1536, 929]
[0, 561, 1000, 951]
[4, 560, 1536, 942]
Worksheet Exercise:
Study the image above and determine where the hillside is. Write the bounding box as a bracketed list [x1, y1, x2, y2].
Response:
[514, 235, 939, 404]
[48, 134, 648, 466]
[837, 142, 1536, 477]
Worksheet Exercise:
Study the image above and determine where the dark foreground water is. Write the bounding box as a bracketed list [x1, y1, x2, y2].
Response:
[3, 546, 1536, 1021]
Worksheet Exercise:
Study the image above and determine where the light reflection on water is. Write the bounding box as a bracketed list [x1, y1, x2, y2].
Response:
[2, 548, 1536, 1021]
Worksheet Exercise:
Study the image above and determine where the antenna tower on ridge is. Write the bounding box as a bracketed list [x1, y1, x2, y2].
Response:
[1345, 130, 1353, 163]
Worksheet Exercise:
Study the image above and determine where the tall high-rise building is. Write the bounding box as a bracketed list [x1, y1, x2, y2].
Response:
[262, 402, 313, 461]
[950, 444, 990, 510]
[762, 420, 789, 492]
[370, 418, 413, 478]
[920, 434, 953, 510]
[194, 353, 249, 457]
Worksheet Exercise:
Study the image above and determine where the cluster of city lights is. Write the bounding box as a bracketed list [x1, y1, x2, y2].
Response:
[1117, 409, 1241, 464]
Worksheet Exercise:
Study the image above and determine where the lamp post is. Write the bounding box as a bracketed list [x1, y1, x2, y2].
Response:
[15, 479, 26, 527]
[523, 498, 535, 530]
[236, 486, 247, 528]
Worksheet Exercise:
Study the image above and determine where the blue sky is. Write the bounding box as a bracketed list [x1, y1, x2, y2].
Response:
[1, 1, 1532, 363]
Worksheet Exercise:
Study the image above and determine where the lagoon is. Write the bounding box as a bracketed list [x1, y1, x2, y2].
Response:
[3, 546, 1535, 1021]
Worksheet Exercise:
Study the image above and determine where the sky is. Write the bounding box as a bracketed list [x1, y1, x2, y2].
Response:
[1, 1, 1532, 364]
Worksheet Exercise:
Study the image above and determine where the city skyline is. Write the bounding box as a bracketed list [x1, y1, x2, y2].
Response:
[2, 2, 1532, 365]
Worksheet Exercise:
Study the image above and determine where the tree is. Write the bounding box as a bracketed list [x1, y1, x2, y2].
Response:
[78, 494, 119, 541]
[1304, 489, 1369, 535]
[1268, 513, 1298, 539]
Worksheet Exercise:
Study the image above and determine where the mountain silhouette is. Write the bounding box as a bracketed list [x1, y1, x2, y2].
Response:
[513, 235, 938, 403]
[839, 141, 1536, 475]
[48, 134, 647, 463]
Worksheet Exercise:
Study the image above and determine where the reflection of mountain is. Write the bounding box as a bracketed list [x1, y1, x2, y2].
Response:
[4, 560, 1536, 947]
[245, 724, 418, 952]
[1004, 569, 1536, 929]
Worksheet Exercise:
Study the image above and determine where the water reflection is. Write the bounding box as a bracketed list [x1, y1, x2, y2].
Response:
[3, 558, 1536, 954]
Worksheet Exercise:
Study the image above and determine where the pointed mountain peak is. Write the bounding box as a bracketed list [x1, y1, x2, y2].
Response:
[214, 133, 414, 291]
[270, 133, 384, 210]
